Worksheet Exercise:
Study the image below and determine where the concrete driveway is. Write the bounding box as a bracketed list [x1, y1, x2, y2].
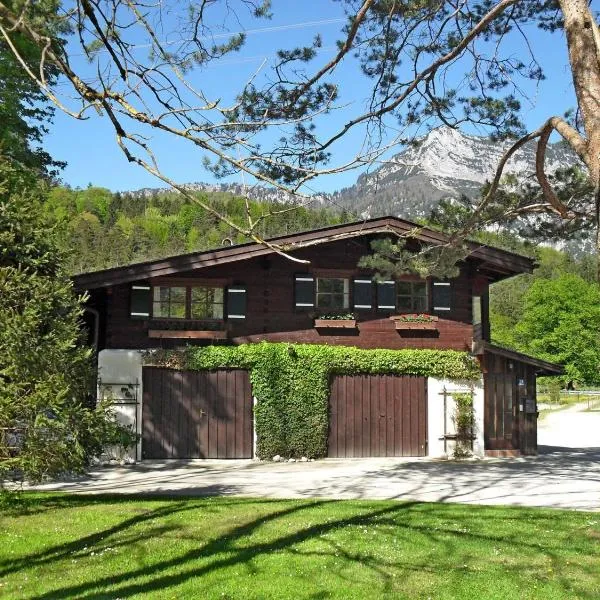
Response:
[33, 403, 600, 511]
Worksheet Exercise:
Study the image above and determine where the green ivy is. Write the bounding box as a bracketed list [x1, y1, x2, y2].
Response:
[452, 392, 475, 458]
[144, 343, 480, 459]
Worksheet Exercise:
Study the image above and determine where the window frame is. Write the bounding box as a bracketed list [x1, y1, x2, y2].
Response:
[315, 276, 350, 311]
[150, 282, 226, 321]
[395, 280, 429, 313]
[190, 286, 225, 320]
[152, 285, 188, 320]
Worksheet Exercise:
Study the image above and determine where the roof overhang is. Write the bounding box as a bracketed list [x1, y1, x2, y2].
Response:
[73, 216, 535, 290]
[473, 340, 564, 376]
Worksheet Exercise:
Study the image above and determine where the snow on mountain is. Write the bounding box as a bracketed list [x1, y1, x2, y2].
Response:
[330, 127, 579, 219]
[122, 127, 580, 220]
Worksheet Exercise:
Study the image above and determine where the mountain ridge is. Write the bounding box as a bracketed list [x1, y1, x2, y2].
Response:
[121, 127, 580, 220]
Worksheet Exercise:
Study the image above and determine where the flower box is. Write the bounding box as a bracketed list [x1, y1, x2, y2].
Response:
[148, 329, 227, 339]
[390, 314, 438, 331]
[314, 319, 357, 329]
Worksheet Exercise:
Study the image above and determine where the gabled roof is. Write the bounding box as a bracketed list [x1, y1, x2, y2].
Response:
[73, 216, 535, 290]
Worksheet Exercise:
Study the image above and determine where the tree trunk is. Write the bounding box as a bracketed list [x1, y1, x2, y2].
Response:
[560, 0, 600, 280]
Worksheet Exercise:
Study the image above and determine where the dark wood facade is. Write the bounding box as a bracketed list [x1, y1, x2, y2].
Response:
[88, 235, 490, 352]
[328, 374, 427, 458]
[482, 349, 542, 456]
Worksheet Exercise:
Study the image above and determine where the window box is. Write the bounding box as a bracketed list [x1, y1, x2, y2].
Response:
[148, 329, 227, 340]
[314, 318, 357, 329]
[148, 318, 227, 339]
[390, 314, 438, 330]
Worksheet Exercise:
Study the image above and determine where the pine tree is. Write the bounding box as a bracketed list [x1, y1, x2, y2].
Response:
[0, 157, 135, 483]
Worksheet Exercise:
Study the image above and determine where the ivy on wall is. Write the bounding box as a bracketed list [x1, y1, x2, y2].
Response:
[144, 343, 481, 459]
[452, 392, 475, 458]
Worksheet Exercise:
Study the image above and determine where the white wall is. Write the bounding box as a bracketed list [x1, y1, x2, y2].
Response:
[97, 349, 144, 461]
[427, 377, 485, 458]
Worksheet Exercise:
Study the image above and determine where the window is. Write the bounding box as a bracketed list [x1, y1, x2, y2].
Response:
[191, 286, 224, 319]
[153, 286, 186, 318]
[316, 278, 349, 310]
[396, 281, 428, 312]
[151, 284, 226, 319]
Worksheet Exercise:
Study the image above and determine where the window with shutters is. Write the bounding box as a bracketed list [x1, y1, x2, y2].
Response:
[396, 281, 428, 312]
[191, 286, 224, 319]
[316, 278, 350, 310]
[150, 284, 227, 320]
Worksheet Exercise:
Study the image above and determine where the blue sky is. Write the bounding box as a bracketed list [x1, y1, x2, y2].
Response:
[44, 1, 577, 193]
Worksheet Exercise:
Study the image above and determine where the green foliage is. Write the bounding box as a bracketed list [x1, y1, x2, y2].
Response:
[315, 312, 355, 320]
[452, 392, 474, 459]
[539, 378, 562, 404]
[513, 275, 600, 385]
[0, 4, 65, 178]
[490, 245, 600, 382]
[145, 343, 480, 459]
[358, 237, 468, 280]
[0, 158, 135, 483]
[42, 187, 343, 274]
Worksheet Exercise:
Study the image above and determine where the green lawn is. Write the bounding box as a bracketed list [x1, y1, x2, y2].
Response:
[1, 494, 599, 599]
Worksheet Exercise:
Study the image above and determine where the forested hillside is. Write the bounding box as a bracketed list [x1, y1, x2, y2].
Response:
[44, 186, 344, 274]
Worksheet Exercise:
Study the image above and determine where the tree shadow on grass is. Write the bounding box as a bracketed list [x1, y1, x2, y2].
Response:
[9, 497, 597, 600]
[0, 486, 252, 577]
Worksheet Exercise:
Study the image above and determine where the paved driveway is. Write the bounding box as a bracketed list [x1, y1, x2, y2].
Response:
[33, 403, 600, 511]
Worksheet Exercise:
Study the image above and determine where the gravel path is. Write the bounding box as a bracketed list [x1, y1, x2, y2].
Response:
[538, 401, 600, 448]
[30, 404, 600, 510]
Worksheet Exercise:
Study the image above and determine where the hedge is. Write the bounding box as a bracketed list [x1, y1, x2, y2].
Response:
[144, 343, 480, 459]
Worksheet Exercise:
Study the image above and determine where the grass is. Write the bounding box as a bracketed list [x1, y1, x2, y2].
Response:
[0, 494, 599, 599]
[537, 392, 600, 420]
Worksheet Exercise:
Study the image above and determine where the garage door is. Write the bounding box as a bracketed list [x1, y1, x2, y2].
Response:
[142, 368, 253, 459]
[328, 374, 427, 458]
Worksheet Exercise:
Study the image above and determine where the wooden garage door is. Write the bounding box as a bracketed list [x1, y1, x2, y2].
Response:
[142, 368, 252, 459]
[328, 375, 427, 458]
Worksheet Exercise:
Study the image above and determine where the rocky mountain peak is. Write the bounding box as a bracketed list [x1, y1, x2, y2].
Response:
[122, 127, 580, 220]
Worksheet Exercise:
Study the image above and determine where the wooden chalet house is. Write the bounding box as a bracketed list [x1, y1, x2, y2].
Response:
[74, 217, 562, 461]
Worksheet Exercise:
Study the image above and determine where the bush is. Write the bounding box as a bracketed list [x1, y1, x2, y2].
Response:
[0, 159, 135, 484]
